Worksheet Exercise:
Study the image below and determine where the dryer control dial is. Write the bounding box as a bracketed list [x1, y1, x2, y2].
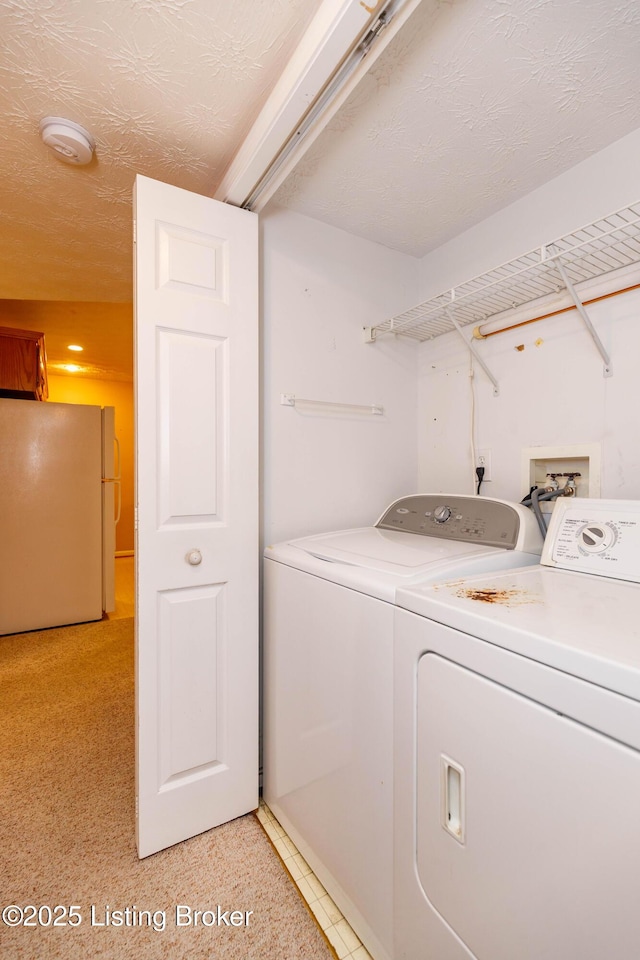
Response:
[541, 498, 640, 581]
[433, 505, 452, 523]
[577, 522, 617, 554]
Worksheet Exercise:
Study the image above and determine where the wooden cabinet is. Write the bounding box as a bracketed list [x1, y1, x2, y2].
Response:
[0, 326, 48, 400]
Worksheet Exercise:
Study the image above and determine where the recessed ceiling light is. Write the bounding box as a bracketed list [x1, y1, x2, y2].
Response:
[67, 344, 83, 352]
[64, 364, 82, 373]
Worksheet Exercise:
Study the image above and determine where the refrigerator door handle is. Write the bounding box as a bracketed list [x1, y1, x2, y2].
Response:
[113, 436, 121, 525]
[114, 479, 122, 525]
[103, 437, 122, 481]
[102, 436, 122, 525]
[114, 436, 121, 482]
[102, 478, 122, 525]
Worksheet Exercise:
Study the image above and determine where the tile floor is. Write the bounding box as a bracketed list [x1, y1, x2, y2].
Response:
[256, 801, 374, 960]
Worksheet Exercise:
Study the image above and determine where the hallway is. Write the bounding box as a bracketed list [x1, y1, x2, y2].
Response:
[0, 577, 334, 959]
[106, 554, 135, 621]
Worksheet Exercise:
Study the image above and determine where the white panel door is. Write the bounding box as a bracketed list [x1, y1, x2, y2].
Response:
[134, 174, 258, 859]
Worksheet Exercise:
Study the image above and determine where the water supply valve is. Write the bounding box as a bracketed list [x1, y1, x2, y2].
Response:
[563, 472, 581, 495]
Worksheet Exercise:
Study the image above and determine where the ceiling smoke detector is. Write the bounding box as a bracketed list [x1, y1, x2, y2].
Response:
[39, 116, 95, 165]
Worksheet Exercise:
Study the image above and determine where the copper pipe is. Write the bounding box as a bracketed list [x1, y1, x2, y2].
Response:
[474, 282, 640, 339]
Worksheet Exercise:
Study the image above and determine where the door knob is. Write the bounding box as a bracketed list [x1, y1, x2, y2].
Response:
[186, 549, 203, 566]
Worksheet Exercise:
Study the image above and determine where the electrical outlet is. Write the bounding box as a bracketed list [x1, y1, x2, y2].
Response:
[476, 449, 492, 482]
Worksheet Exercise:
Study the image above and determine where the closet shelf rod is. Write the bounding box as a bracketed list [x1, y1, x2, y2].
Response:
[473, 282, 640, 340]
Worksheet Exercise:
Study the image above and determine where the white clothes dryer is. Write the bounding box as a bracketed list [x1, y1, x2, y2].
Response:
[394, 498, 640, 960]
[263, 494, 543, 960]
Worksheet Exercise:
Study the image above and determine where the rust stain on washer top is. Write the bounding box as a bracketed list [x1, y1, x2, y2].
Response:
[454, 587, 540, 606]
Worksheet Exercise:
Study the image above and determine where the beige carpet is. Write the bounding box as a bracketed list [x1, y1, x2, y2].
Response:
[0, 619, 335, 960]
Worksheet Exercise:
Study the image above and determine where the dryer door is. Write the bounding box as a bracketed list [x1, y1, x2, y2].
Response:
[417, 653, 640, 960]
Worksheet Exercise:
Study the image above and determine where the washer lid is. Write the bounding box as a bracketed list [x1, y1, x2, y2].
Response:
[288, 526, 492, 575]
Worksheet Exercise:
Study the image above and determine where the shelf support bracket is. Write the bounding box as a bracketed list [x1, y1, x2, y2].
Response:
[547, 247, 613, 377]
[446, 305, 500, 397]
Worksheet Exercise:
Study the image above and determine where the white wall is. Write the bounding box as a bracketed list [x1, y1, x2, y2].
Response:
[262, 205, 420, 545]
[417, 128, 640, 502]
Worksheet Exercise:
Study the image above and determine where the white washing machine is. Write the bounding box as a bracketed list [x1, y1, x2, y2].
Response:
[263, 495, 543, 960]
[394, 497, 640, 960]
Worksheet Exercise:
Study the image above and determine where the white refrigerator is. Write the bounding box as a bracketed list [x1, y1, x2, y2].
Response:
[0, 399, 119, 635]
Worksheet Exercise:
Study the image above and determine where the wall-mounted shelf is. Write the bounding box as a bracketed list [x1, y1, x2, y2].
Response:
[364, 202, 640, 380]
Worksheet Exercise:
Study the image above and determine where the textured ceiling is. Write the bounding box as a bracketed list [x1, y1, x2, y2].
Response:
[0, 0, 319, 303]
[2, 0, 640, 381]
[274, 0, 640, 256]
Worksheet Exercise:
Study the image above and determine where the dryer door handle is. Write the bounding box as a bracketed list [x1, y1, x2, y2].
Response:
[441, 755, 466, 844]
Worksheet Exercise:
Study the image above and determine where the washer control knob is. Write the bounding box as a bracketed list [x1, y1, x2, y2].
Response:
[186, 549, 203, 565]
[433, 505, 452, 523]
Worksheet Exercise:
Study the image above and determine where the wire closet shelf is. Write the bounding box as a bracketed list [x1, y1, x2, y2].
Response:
[366, 202, 640, 344]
